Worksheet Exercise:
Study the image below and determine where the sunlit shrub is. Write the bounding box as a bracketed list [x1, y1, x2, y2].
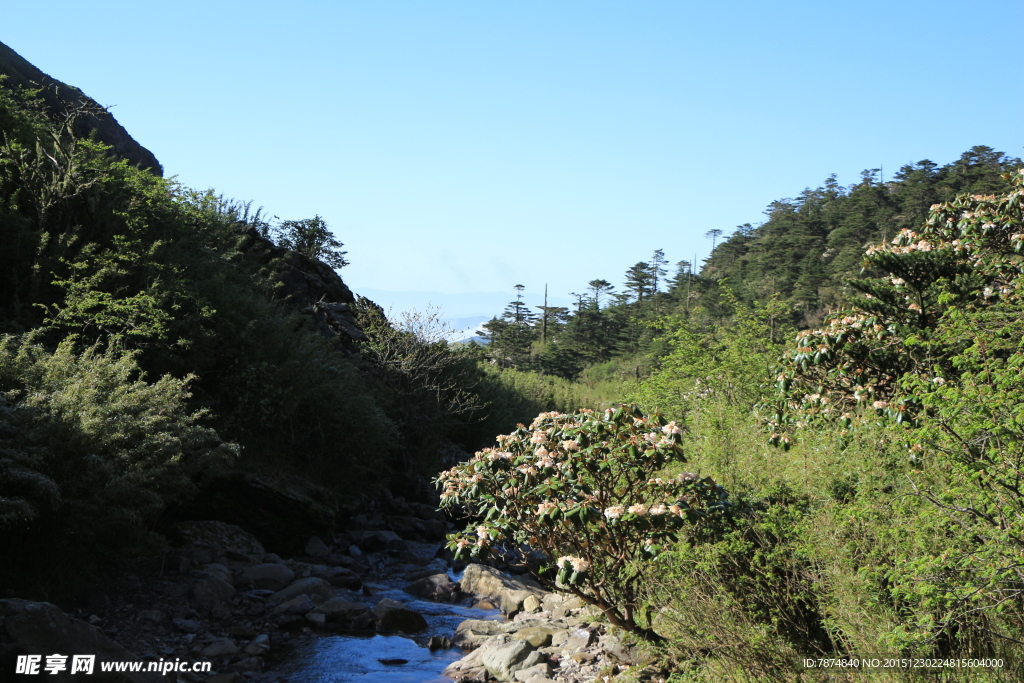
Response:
[437, 404, 730, 640]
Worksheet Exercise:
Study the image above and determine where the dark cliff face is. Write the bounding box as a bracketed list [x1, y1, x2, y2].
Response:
[0, 40, 163, 176]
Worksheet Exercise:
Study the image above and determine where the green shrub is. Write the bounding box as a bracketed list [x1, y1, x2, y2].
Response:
[438, 404, 730, 641]
[0, 334, 235, 595]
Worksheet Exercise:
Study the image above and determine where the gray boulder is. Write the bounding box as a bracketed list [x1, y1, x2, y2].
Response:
[170, 520, 265, 563]
[480, 635, 540, 681]
[200, 637, 238, 657]
[514, 662, 553, 682]
[274, 595, 317, 615]
[0, 599, 162, 682]
[310, 565, 362, 590]
[312, 598, 369, 623]
[244, 563, 295, 590]
[460, 564, 544, 600]
[349, 529, 404, 552]
[193, 577, 236, 609]
[405, 573, 460, 601]
[244, 634, 271, 656]
[373, 599, 428, 633]
[270, 577, 334, 604]
[305, 536, 331, 558]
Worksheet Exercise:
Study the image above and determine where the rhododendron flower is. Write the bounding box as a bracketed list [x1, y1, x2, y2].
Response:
[531, 431, 548, 444]
[561, 440, 580, 451]
[662, 421, 682, 435]
[604, 506, 623, 519]
[558, 556, 590, 572]
[649, 504, 668, 516]
[628, 504, 649, 515]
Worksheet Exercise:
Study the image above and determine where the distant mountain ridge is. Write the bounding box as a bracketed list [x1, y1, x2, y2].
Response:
[0, 40, 162, 175]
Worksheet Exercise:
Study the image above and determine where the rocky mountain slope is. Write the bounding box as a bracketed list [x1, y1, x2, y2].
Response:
[0, 39, 162, 175]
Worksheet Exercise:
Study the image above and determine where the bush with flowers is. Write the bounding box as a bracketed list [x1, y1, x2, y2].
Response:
[436, 404, 730, 641]
[761, 168, 1024, 653]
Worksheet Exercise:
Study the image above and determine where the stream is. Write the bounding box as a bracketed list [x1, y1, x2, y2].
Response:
[273, 542, 500, 682]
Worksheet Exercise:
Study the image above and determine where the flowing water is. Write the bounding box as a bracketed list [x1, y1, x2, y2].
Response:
[274, 543, 501, 682]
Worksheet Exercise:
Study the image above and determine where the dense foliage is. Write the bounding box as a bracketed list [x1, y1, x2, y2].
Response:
[477, 146, 1021, 382]
[438, 405, 729, 640]
[5, 57, 1024, 681]
[0, 77, 541, 595]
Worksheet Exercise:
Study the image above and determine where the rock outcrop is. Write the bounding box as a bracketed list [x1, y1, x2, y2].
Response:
[0, 40, 162, 175]
[0, 600, 162, 682]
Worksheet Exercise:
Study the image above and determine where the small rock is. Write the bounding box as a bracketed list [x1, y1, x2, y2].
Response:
[501, 589, 536, 615]
[313, 597, 369, 622]
[513, 626, 559, 648]
[311, 566, 362, 590]
[514, 662, 553, 683]
[173, 618, 204, 633]
[405, 573, 458, 601]
[193, 577, 236, 608]
[480, 636, 537, 680]
[305, 535, 331, 558]
[200, 637, 239, 657]
[460, 564, 544, 599]
[564, 627, 596, 652]
[349, 529, 403, 552]
[271, 577, 335, 604]
[139, 609, 165, 623]
[522, 595, 542, 613]
[306, 611, 327, 628]
[379, 658, 409, 665]
[427, 635, 452, 651]
[232, 656, 263, 672]
[350, 611, 377, 631]
[328, 553, 358, 569]
[274, 595, 317, 614]
[209, 604, 232, 620]
[197, 562, 233, 583]
[244, 634, 271, 656]
[230, 625, 258, 639]
[244, 563, 296, 591]
[373, 598, 428, 633]
[277, 614, 305, 629]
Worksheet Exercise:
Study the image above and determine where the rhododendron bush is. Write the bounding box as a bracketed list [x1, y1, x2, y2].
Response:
[436, 404, 730, 640]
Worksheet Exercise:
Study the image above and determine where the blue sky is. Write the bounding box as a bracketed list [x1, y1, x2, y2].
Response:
[4, 1, 1021, 319]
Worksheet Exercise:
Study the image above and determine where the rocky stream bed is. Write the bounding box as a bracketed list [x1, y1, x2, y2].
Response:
[0, 501, 659, 683]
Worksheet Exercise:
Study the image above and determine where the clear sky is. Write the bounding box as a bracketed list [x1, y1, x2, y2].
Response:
[4, 1, 1021, 318]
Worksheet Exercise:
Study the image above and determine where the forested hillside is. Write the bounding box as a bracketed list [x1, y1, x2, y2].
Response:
[477, 146, 1021, 382]
[0, 64, 544, 596]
